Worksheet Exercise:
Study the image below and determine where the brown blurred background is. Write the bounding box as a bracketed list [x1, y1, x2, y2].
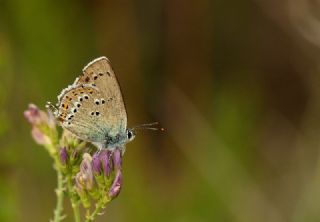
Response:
[1, 0, 320, 221]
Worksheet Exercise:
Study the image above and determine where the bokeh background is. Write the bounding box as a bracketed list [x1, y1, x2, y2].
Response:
[1, 0, 320, 221]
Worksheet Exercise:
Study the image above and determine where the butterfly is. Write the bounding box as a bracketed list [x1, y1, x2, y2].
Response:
[46, 57, 163, 151]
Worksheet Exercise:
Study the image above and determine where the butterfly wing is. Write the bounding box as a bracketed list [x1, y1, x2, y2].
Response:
[55, 84, 111, 143]
[75, 57, 127, 133]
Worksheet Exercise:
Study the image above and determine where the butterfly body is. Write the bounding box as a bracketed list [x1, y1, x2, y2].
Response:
[47, 57, 135, 151]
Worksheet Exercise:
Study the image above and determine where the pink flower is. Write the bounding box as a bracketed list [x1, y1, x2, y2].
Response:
[100, 150, 112, 177]
[108, 170, 122, 198]
[59, 147, 68, 165]
[24, 104, 55, 128]
[24, 104, 56, 146]
[75, 153, 94, 191]
[31, 127, 52, 145]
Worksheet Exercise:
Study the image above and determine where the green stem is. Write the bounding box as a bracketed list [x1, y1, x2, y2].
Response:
[85, 201, 104, 222]
[52, 169, 65, 222]
[67, 176, 81, 222]
[49, 144, 65, 222]
[71, 200, 81, 222]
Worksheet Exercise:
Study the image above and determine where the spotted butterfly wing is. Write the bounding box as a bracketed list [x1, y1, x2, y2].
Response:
[52, 57, 128, 148]
[76, 57, 127, 132]
[55, 85, 107, 142]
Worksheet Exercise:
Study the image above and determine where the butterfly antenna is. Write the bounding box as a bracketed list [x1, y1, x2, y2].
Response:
[45, 101, 58, 115]
[132, 122, 165, 132]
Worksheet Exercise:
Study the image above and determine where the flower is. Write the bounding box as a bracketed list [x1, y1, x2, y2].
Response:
[75, 153, 94, 191]
[31, 127, 52, 145]
[108, 170, 122, 198]
[100, 150, 112, 177]
[24, 104, 57, 148]
[59, 147, 68, 165]
[108, 148, 123, 198]
[92, 152, 102, 174]
[24, 104, 43, 125]
[24, 104, 55, 128]
[113, 149, 122, 170]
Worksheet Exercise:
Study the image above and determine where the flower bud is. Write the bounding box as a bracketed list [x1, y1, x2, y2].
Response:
[24, 104, 54, 127]
[92, 152, 101, 174]
[31, 127, 52, 146]
[113, 148, 122, 170]
[108, 170, 122, 198]
[100, 150, 112, 177]
[75, 153, 94, 191]
[24, 104, 57, 148]
[24, 104, 41, 125]
[59, 147, 68, 165]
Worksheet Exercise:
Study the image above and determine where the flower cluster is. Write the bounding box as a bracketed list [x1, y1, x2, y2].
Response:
[61, 147, 123, 210]
[91, 149, 122, 199]
[24, 104, 123, 222]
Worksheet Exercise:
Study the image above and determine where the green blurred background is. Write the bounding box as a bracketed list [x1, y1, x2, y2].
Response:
[1, 0, 320, 221]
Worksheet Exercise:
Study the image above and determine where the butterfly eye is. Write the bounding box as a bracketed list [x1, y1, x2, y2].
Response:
[127, 130, 135, 141]
[127, 131, 132, 139]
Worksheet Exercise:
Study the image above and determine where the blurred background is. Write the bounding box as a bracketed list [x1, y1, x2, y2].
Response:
[1, 0, 320, 221]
